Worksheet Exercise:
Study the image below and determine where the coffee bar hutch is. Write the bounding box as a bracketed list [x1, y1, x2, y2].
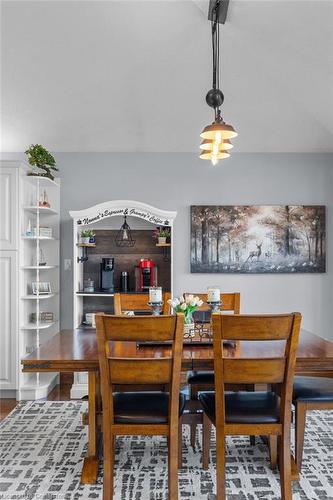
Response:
[69, 200, 177, 398]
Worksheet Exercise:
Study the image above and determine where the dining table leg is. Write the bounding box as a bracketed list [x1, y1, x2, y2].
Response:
[80, 370, 102, 484]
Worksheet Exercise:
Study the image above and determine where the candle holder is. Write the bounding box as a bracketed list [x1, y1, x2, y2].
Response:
[148, 301, 164, 316]
[207, 301, 222, 313]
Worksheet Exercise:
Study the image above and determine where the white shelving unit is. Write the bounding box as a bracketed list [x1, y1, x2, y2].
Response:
[19, 172, 60, 399]
[0, 161, 60, 400]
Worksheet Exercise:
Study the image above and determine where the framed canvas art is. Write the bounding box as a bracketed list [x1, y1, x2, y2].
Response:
[190, 205, 326, 274]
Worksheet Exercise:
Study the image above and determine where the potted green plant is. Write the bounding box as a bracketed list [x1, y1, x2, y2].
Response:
[153, 227, 171, 245]
[80, 229, 95, 245]
[25, 144, 58, 180]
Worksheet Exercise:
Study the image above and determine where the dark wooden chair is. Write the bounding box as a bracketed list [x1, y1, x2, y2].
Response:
[96, 313, 184, 500]
[293, 376, 333, 472]
[114, 292, 170, 315]
[200, 312, 302, 500]
[185, 292, 241, 447]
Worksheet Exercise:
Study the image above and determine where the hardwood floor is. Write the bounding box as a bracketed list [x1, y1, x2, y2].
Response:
[0, 383, 72, 422]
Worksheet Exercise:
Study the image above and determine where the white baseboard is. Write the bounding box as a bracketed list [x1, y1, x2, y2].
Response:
[18, 373, 59, 401]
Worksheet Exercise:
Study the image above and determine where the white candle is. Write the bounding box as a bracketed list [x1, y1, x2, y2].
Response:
[149, 287, 162, 303]
[207, 287, 220, 302]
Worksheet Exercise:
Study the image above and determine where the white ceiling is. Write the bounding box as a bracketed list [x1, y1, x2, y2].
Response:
[1, 0, 333, 153]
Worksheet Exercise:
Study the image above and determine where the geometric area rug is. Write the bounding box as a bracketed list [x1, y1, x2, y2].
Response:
[0, 401, 332, 499]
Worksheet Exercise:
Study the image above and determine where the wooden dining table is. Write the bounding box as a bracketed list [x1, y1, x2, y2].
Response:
[22, 328, 333, 484]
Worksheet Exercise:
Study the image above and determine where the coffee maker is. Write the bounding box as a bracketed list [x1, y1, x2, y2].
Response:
[135, 258, 157, 292]
[100, 258, 114, 292]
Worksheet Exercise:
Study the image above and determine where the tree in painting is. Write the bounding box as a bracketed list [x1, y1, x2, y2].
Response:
[190, 206, 326, 274]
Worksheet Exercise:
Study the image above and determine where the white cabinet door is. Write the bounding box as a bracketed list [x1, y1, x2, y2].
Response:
[0, 168, 18, 251]
[0, 251, 17, 390]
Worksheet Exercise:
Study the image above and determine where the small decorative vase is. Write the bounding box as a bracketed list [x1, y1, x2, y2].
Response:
[89, 236, 96, 243]
[184, 312, 195, 338]
[81, 237, 90, 244]
[158, 236, 167, 245]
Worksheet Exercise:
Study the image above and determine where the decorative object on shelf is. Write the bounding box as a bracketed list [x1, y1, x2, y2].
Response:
[26, 226, 53, 238]
[25, 144, 58, 180]
[31, 282, 52, 295]
[80, 229, 95, 245]
[115, 216, 135, 247]
[25, 219, 33, 237]
[168, 294, 204, 338]
[153, 227, 171, 245]
[199, 0, 237, 166]
[30, 312, 54, 323]
[38, 226, 53, 238]
[83, 278, 95, 293]
[39, 190, 50, 208]
[191, 205, 326, 274]
[84, 312, 96, 327]
[37, 247, 46, 266]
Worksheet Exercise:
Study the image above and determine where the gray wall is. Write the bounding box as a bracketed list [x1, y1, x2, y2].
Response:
[56, 152, 332, 339]
[2, 152, 332, 339]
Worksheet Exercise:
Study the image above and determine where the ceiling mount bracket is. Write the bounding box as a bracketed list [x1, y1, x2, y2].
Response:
[208, 0, 230, 24]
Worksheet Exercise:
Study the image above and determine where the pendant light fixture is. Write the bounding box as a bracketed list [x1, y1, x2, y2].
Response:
[115, 216, 135, 247]
[200, 0, 237, 166]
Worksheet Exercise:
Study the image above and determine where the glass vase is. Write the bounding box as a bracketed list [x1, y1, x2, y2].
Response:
[184, 311, 195, 338]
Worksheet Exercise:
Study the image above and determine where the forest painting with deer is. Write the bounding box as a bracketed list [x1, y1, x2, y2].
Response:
[191, 205, 326, 274]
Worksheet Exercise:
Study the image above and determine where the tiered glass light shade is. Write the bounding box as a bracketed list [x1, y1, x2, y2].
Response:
[199, 121, 237, 165]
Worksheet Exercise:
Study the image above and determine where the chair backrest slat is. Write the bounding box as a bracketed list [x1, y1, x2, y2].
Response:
[223, 358, 286, 384]
[109, 358, 172, 385]
[221, 314, 293, 340]
[114, 292, 171, 315]
[185, 292, 240, 313]
[101, 315, 177, 341]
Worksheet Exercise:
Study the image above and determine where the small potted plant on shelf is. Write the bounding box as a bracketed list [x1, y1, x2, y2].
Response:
[153, 227, 171, 245]
[168, 294, 203, 338]
[25, 144, 58, 181]
[80, 229, 95, 245]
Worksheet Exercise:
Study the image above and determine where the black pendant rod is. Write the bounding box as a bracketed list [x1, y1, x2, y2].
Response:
[212, 1, 220, 90]
[206, 0, 224, 120]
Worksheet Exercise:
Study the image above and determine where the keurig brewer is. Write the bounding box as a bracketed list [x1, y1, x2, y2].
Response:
[135, 258, 157, 292]
[100, 257, 114, 292]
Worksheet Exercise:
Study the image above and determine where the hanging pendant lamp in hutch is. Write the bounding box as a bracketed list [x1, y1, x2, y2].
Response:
[115, 216, 136, 247]
[200, 0, 237, 166]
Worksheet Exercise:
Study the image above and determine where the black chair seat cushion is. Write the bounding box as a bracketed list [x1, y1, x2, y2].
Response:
[113, 391, 186, 424]
[187, 371, 214, 385]
[198, 391, 280, 424]
[293, 376, 333, 402]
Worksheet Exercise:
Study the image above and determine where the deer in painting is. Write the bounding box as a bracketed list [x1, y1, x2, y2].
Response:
[246, 242, 263, 262]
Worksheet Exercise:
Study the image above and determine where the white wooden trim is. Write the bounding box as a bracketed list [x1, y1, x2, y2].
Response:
[69, 200, 177, 226]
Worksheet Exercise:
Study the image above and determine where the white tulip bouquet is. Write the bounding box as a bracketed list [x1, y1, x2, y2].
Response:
[168, 294, 204, 325]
